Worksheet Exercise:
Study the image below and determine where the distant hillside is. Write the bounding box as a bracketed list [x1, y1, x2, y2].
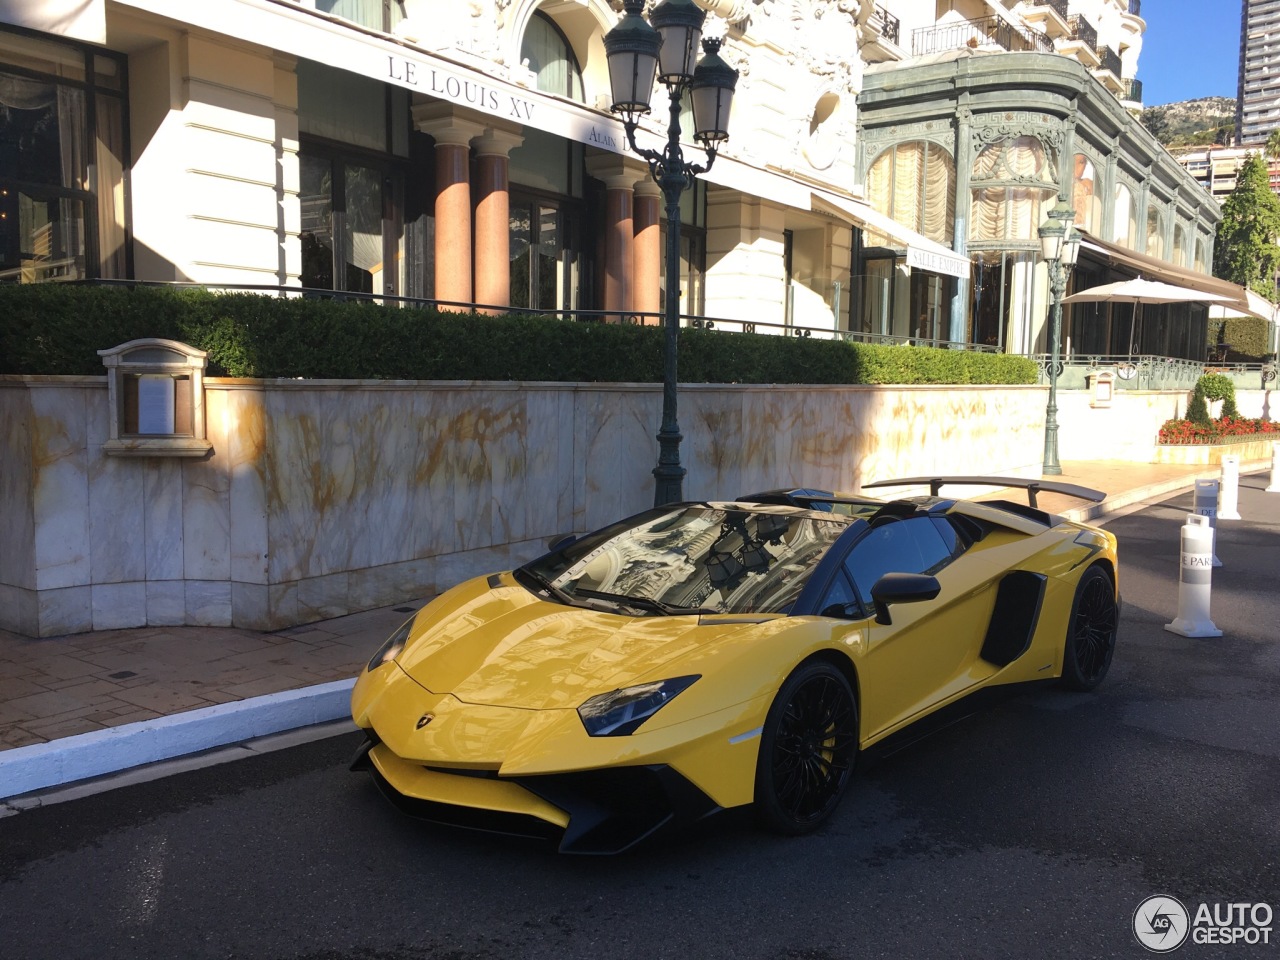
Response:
[1140, 96, 1235, 149]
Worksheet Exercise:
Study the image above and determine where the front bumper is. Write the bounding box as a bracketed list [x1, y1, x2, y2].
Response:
[351, 730, 719, 854]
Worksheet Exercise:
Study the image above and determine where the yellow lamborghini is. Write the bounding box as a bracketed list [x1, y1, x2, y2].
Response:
[350, 477, 1119, 853]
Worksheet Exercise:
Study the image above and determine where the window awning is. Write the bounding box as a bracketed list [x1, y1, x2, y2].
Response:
[1077, 231, 1273, 321]
[811, 191, 972, 280]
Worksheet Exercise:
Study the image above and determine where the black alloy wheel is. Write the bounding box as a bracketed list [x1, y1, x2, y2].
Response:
[1058, 565, 1117, 691]
[755, 660, 858, 834]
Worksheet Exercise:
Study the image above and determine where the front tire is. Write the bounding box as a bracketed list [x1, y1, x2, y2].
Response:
[1058, 565, 1117, 691]
[754, 660, 858, 835]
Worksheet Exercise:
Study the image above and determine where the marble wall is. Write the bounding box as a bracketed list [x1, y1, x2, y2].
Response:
[0, 376, 1049, 637]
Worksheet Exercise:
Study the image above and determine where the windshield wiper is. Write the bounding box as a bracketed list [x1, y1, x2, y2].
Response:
[573, 587, 717, 616]
[515, 569, 620, 612]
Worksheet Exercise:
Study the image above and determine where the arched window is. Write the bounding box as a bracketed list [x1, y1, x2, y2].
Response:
[521, 11, 584, 102]
[1073, 154, 1102, 233]
[866, 141, 956, 244]
[1113, 183, 1136, 248]
[970, 136, 1057, 243]
[1146, 205, 1164, 258]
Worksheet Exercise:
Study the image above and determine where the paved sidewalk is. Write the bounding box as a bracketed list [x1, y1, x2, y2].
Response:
[0, 458, 1270, 804]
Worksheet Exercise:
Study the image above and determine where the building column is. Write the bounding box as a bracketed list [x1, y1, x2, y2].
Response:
[950, 103, 974, 343]
[473, 126, 524, 313]
[1101, 134, 1119, 244]
[587, 155, 649, 321]
[1136, 173, 1151, 255]
[273, 53, 301, 287]
[414, 106, 487, 308]
[633, 178, 662, 323]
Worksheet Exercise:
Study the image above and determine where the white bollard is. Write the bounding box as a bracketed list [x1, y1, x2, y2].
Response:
[1267, 442, 1280, 493]
[1218, 455, 1242, 520]
[1192, 478, 1223, 567]
[1164, 514, 1223, 638]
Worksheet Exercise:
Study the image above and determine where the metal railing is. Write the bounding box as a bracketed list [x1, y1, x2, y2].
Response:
[868, 4, 901, 46]
[912, 16, 1053, 57]
[1065, 14, 1098, 50]
[1096, 44, 1123, 78]
[1031, 355, 1277, 391]
[1029, 0, 1069, 20]
[1122, 77, 1143, 103]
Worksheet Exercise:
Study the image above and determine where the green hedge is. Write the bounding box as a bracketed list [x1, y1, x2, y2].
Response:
[1207, 316, 1274, 361]
[0, 284, 1038, 386]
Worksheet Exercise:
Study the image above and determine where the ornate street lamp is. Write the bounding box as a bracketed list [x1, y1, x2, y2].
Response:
[1037, 199, 1081, 476]
[604, 0, 738, 506]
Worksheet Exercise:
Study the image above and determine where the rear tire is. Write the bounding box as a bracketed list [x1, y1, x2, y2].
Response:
[1058, 565, 1117, 691]
[754, 661, 858, 835]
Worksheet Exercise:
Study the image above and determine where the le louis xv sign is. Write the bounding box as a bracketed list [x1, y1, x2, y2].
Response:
[385, 54, 621, 153]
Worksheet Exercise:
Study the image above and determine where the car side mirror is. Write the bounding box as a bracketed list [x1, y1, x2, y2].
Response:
[545, 533, 577, 552]
[870, 572, 941, 626]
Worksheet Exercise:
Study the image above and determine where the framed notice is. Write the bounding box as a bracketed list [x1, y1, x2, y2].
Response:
[136, 374, 175, 434]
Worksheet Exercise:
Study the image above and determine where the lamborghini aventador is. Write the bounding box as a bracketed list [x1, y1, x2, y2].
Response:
[350, 477, 1119, 853]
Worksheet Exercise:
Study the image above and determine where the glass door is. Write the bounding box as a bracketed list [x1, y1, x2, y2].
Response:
[300, 152, 402, 296]
[510, 193, 578, 312]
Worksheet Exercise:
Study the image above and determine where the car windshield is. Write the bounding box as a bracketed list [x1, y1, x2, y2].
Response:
[521, 506, 849, 615]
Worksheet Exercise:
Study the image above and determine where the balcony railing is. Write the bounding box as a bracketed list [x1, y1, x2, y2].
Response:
[912, 16, 1054, 57]
[1065, 15, 1098, 50]
[868, 4, 901, 46]
[1029, 0, 1069, 20]
[1096, 44, 1123, 77]
[1123, 76, 1143, 103]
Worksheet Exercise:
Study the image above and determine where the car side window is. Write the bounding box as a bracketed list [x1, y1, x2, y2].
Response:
[842, 516, 956, 598]
[817, 568, 860, 618]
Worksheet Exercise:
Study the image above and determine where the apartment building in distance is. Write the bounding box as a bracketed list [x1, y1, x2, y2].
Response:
[1237, 0, 1280, 147]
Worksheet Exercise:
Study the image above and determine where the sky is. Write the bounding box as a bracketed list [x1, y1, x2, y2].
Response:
[1139, 0, 1239, 106]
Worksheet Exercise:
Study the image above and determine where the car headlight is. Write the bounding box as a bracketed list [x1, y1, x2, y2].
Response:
[577, 676, 699, 737]
[366, 616, 415, 672]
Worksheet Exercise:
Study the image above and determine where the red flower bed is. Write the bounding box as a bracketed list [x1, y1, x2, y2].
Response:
[1158, 416, 1280, 445]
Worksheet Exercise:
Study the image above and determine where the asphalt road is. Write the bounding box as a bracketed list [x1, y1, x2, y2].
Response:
[1, 481, 1277, 960]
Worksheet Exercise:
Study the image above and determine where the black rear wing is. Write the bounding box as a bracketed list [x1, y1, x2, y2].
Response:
[862, 476, 1106, 509]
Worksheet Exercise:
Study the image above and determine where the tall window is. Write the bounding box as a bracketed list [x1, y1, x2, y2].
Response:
[866, 141, 955, 245]
[1173, 223, 1188, 268]
[1113, 182, 1136, 248]
[297, 60, 408, 295]
[315, 0, 405, 33]
[521, 11, 584, 101]
[1146, 205, 1164, 258]
[0, 28, 127, 283]
[1072, 154, 1102, 234]
[970, 136, 1056, 245]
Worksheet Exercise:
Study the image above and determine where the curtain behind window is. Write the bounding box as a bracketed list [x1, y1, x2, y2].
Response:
[970, 137, 1054, 243]
[95, 93, 126, 277]
[521, 13, 584, 101]
[866, 142, 954, 245]
[1147, 207, 1164, 259]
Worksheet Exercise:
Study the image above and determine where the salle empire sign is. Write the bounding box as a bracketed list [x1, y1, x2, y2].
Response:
[386, 55, 621, 152]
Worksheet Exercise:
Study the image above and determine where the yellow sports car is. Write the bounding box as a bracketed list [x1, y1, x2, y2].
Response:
[350, 477, 1118, 853]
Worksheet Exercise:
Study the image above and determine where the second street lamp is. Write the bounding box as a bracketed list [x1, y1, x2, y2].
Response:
[1037, 199, 1081, 477]
[604, 0, 738, 507]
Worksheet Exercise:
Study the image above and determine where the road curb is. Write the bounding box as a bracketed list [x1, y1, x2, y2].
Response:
[1061, 462, 1271, 525]
[0, 678, 355, 802]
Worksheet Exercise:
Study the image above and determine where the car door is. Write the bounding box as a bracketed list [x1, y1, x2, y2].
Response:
[838, 516, 1000, 741]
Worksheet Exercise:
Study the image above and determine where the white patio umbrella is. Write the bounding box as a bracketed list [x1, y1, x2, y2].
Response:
[1061, 277, 1235, 358]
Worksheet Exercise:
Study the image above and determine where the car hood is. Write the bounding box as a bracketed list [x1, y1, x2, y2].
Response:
[395, 577, 777, 710]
